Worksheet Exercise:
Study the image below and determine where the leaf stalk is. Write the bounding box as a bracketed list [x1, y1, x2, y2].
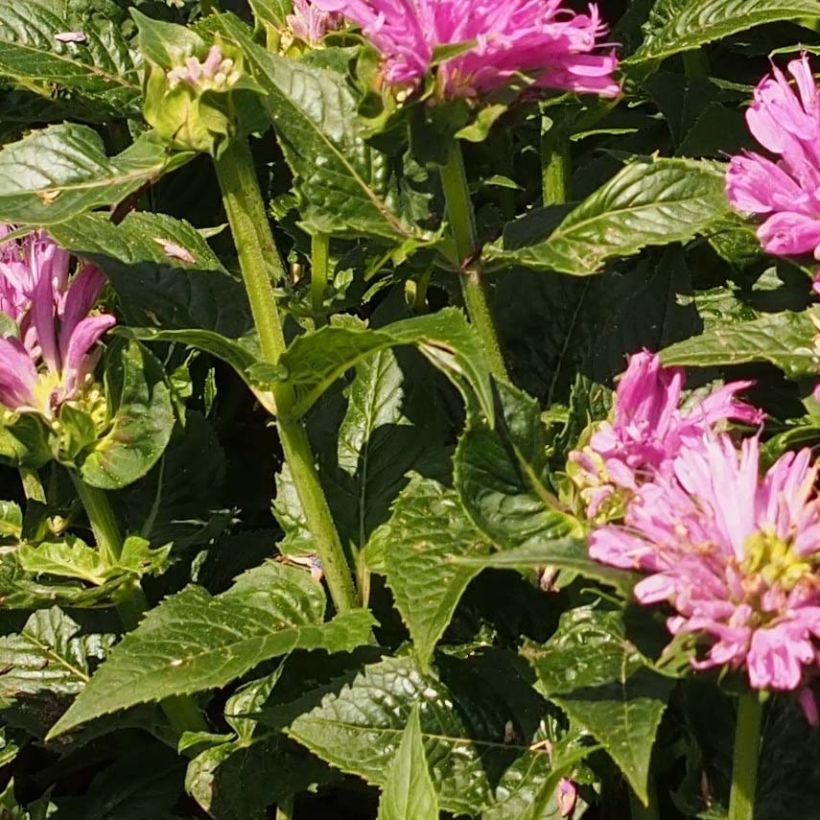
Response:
[728, 692, 763, 820]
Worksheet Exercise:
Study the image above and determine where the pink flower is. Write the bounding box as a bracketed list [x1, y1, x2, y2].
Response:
[310, 0, 619, 99]
[726, 56, 820, 263]
[557, 777, 577, 817]
[569, 350, 762, 517]
[287, 0, 343, 44]
[0, 228, 115, 418]
[590, 434, 820, 691]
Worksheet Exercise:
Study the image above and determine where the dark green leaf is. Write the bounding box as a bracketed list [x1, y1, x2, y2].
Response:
[484, 158, 730, 275]
[47, 563, 375, 737]
[661, 309, 819, 379]
[525, 608, 674, 804]
[381, 477, 491, 667]
[0, 125, 192, 224]
[79, 340, 175, 490]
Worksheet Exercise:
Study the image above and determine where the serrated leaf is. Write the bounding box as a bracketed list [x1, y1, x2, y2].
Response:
[525, 608, 673, 804]
[451, 538, 637, 596]
[48, 212, 252, 338]
[377, 705, 438, 820]
[484, 158, 730, 275]
[0, 125, 192, 225]
[208, 13, 430, 241]
[629, 0, 820, 65]
[268, 309, 493, 421]
[47, 563, 375, 737]
[382, 477, 490, 668]
[661, 309, 819, 379]
[286, 654, 563, 815]
[0, 606, 112, 697]
[0, 0, 141, 117]
[79, 340, 174, 490]
[455, 381, 581, 553]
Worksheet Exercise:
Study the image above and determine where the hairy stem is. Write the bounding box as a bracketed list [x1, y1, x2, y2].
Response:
[213, 138, 358, 613]
[728, 693, 763, 820]
[310, 233, 330, 325]
[70, 473, 206, 731]
[440, 143, 509, 381]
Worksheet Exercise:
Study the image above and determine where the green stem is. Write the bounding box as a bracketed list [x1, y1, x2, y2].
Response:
[439, 143, 509, 381]
[213, 138, 358, 614]
[541, 123, 570, 206]
[310, 233, 330, 324]
[19, 467, 45, 503]
[728, 693, 763, 820]
[70, 472, 206, 732]
[70, 474, 123, 566]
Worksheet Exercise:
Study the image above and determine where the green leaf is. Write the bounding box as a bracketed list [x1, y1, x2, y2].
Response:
[661, 309, 819, 379]
[377, 705, 439, 820]
[78, 340, 175, 490]
[382, 477, 490, 668]
[483, 158, 730, 275]
[274, 346, 450, 555]
[455, 381, 581, 553]
[451, 538, 637, 596]
[208, 13, 430, 242]
[628, 0, 820, 65]
[0, 606, 112, 697]
[525, 608, 674, 804]
[286, 654, 564, 815]
[47, 563, 375, 737]
[0, 125, 193, 225]
[0, 500, 22, 538]
[48, 212, 252, 338]
[0, 0, 140, 117]
[267, 309, 493, 421]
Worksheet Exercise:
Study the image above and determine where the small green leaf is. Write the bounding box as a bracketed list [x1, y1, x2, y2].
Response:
[0, 500, 22, 538]
[382, 477, 490, 668]
[0, 606, 113, 697]
[661, 309, 820, 380]
[451, 538, 637, 596]
[0, 125, 193, 225]
[525, 608, 673, 805]
[377, 705, 439, 820]
[79, 340, 175, 490]
[628, 0, 820, 65]
[483, 158, 730, 275]
[47, 563, 375, 737]
[455, 381, 581, 552]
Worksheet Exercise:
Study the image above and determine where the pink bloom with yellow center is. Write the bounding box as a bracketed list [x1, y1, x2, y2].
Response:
[0, 228, 115, 418]
[569, 350, 762, 517]
[726, 55, 820, 263]
[309, 0, 619, 99]
[590, 434, 820, 691]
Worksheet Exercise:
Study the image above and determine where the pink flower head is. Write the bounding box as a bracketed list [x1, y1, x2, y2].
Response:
[569, 350, 763, 518]
[726, 56, 820, 264]
[557, 777, 578, 817]
[287, 0, 343, 44]
[590, 433, 820, 692]
[310, 0, 620, 99]
[0, 227, 115, 419]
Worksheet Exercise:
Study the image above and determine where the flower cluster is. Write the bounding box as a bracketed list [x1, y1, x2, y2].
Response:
[309, 0, 619, 99]
[726, 56, 820, 280]
[287, 0, 343, 45]
[0, 226, 115, 419]
[166, 44, 240, 92]
[578, 353, 820, 701]
[569, 350, 762, 517]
